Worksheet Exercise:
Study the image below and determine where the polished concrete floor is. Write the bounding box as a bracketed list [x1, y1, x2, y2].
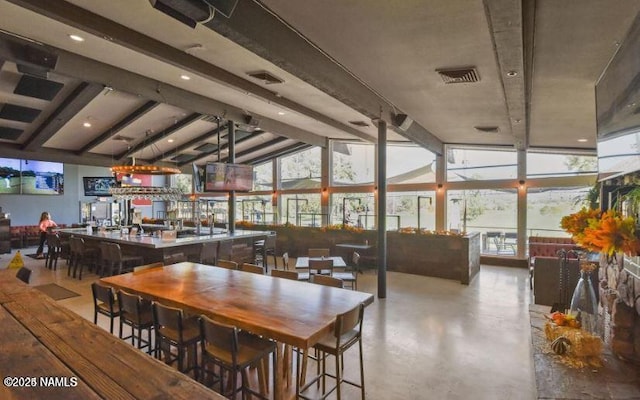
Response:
[1, 248, 536, 400]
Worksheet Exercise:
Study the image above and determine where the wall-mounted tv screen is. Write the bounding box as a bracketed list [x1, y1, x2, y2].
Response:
[205, 162, 253, 192]
[21, 160, 64, 195]
[83, 176, 117, 196]
[0, 157, 21, 194]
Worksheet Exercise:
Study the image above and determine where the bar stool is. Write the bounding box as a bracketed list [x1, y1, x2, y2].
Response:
[199, 315, 276, 400]
[299, 303, 366, 400]
[254, 234, 277, 271]
[152, 301, 201, 379]
[118, 289, 154, 354]
[198, 242, 219, 265]
[101, 242, 144, 276]
[45, 232, 63, 270]
[69, 236, 98, 280]
[91, 282, 120, 334]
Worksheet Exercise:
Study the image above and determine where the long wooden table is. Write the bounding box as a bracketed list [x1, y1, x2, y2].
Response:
[0, 268, 222, 400]
[101, 262, 374, 399]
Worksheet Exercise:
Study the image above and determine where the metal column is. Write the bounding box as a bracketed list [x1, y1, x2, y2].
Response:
[228, 121, 236, 233]
[377, 119, 387, 298]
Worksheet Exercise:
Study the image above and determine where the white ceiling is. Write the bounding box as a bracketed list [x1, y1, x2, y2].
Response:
[1, 0, 640, 169]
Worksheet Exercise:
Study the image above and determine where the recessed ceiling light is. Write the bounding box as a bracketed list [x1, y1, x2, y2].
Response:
[577, 138, 588, 142]
[83, 122, 92, 127]
[277, 111, 286, 116]
[506, 70, 518, 77]
[168, 139, 174, 143]
[180, 75, 191, 80]
[69, 34, 85, 42]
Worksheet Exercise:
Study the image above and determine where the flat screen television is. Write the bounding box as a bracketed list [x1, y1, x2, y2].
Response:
[20, 160, 64, 195]
[0, 157, 21, 194]
[83, 176, 117, 196]
[204, 162, 253, 192]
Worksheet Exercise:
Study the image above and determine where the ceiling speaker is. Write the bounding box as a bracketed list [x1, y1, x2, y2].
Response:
[393, 113, 413, 131]
[244, 115, 260, 127]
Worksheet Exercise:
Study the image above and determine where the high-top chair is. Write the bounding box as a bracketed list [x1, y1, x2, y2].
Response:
[198, 242, 219, 265]
[239, 263, 265, 275]
[299, 303, 366, 400]
[216, 259, 238, 270]
[199, 315, 276, 400]
[69, 236, 98, 280]
[271, 269, 300, 280]
[310, 274, 344, 288]
[15, 267, 31, 284]
[101, 242, 144, 277]
[45, 232, 63, 270]
[152, 301, 201, 379]
[91, 282, 120, 334]
[254, 234, 277, 271]
[118, 289, 154, 354]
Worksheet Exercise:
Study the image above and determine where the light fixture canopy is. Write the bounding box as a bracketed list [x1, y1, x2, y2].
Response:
[111, 164, 181, 175]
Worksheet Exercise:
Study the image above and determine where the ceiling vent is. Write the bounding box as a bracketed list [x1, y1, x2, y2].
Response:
[437, 67, 480, 84]
[246, 71, 284, 85]
[349, 120, 369, 127]
[474, 126, 500, 134]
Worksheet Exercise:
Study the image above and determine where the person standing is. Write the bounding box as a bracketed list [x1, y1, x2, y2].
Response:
[35, 211, 57, 259]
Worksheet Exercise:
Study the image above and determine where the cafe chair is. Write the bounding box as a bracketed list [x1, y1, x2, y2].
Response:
[69, 236, 98, 280]
[283, 252, 309, 281]
[216, 259, 238, 270]
[118, 289, 154, 354]
[15, 266, 31, 284]
[271, 269, 300, 280]
[199, 315, 277, 400]
[310, 274, 344, 288]
[198, 242, 219, 265]
[308, 248, 330, 258]
[91, 282, 120, 334]
[239, 263, 265, 275]
[299, 303, 366, 400]
[152, 301, 201, 379]
[309, 258, 334, 276]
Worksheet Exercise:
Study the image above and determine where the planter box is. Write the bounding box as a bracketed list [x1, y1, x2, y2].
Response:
[240, 224, 480, 284]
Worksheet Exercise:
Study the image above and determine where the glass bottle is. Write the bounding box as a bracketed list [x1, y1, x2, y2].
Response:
[569, 269, 598, 335]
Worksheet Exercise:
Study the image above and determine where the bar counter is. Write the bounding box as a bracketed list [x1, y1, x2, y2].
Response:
[56, 228, 269, 263]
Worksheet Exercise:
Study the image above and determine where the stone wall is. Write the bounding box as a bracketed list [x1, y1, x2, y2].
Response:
[599, 254, 640, 364]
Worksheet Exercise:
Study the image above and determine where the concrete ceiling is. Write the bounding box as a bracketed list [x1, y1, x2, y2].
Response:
[0, 0, 639, 170]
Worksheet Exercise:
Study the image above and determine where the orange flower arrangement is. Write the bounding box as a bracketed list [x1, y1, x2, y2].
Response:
[561, 208, 639, 256]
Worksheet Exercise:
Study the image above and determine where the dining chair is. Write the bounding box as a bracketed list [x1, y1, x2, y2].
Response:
[152, 301, 201, 379]
[118, 289, 154, 354]
[309, 258, 333, 276]
[299, 303, 366, 400]
[310, 274, 344, 288]
[282, 252, 309, 281]
[91, 282, 120, 334]
[15, 266, 31, 284]
[216, 259, 238, 270]
[239, 263, 265, 275]
[199, 315, 276, 400]
[271, 269, 299, 280]
[308, 248, 330, 258]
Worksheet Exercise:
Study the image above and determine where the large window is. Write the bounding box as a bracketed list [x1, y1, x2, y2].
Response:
[332, 142, 374, 186]
[526, 186, 591, 238]
[448, 189, 518, 254]
[330, 193, 374, 227]
[238, 195, 275, 224]
[280, 147, 321, 189]
[253, 161, 273, 191]
[388, 191, 436, 230]
[388, 144, 437, 184]
[446, 147, 517, 182]
[527, 152, 597, 178]
[281, 193, 321, 226]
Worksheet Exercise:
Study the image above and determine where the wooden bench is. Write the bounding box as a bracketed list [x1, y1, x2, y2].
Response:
[0, 269, 223, 400]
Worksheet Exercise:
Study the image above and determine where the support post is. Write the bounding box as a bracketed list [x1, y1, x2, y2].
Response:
[376, 119, 387, 298]
[228, 121, 236, 233]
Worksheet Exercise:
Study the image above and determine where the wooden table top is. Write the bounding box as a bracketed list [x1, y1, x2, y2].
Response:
[295, 256, 347, 268]
[101, 262, 373, 349]
[0, 268, 222, 400]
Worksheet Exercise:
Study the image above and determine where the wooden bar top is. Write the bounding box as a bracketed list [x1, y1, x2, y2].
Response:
[56, 228, 268, 249]
[0, 268, 223, 400]
[101, 262, 374, 349]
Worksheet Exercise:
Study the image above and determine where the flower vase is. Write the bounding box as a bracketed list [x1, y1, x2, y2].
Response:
[569, 270, 598, 335]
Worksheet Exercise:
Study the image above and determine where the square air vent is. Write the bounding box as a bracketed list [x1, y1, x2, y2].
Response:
[247, 71, 284, 85]
[437, 67, 480, 84]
